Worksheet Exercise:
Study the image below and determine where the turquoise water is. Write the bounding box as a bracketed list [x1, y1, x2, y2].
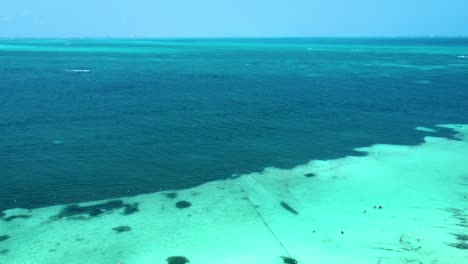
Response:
[1, 38, 468, 211]
[1, 38, 468, 264]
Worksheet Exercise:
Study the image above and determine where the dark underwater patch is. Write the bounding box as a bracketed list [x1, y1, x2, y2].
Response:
[112, 225, 131, 233]
[280, 201, 299, 215]
[122, 203, 139, 215]
[304, 173, 316, 178]
[0, 249, 9, 255]
[447, 242, 468, 250]
[281, 256, 298, 264]
[166, 256, 189, 264]
[165, 192, 178, 199]
[0, 235, 9, 242]
[453, 233, 468, 241]
[175, 201, 192, 209]
[54, 200, 139, 219]
[371, 247, 399, 252]
[447, 233, 468, 250]
[3, 215, 31, 222]
[446, 208, 468, 249]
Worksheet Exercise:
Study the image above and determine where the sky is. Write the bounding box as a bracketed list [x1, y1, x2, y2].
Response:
[1, 0, 467, 37]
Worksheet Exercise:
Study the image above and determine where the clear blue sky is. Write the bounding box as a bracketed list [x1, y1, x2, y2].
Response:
[1, 0, 467, 37]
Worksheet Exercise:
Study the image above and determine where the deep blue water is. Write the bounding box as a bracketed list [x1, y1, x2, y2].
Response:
[1, 38, 467, 210]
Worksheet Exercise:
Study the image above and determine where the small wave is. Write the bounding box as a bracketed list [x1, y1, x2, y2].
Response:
[457, 55, 467, 58]
[304, 73, 321, 78]
[413, 80, 431, 84]
[64, 69, 91, 73]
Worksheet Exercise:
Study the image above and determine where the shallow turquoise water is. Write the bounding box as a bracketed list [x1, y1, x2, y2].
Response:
[1, 38, 468, 210]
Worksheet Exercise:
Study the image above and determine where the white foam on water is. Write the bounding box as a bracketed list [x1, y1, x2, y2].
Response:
[448, 63, 468, 68]
[457, 55, 467, 58]
[64, 69, 91, 73]
[413, 80, 431, 85]
[1, 124, 468, 263]
[415, 126, 437, 133]
[378, 62, 417, 68]
[375, 63, 446, 70]
[304, 73, 321, 78]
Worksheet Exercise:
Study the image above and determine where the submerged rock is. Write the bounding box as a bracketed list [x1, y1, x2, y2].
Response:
[0, 235, 9, 242]
[281, 256, 298, 264]
[112, 225, 131, 233]
[280, 201, 299, 215]
[304, 173, 316, 178]
[166, 256, 189, 264]
[165, 192, 178, 199]
[175, 201, 192, 209]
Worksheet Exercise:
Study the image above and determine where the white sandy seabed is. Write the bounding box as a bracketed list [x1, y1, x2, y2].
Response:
[1, 124, 467, 264]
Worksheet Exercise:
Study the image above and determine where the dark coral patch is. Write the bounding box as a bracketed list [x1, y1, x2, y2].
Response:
[281, 256, 298, 264]
[280, 201, 299, 215]
[54, 200, 139, 219]
[167, 256, 189, 264]
[122, 203, 139, 215]
[0, 249, 9, 255]
[175, 201, 192, 209]
[453, 233, 468, 241]
[304, 173, 316, 178]
[448, 242, 468, 250]
[0, 235, 9, 242]
[165, 192, 178, 199]
[112, 225, 131, 233]
[3, 215, 31, 222]
[56, 200, 124, 218]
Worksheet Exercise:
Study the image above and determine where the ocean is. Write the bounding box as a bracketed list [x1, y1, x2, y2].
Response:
[0, 38, 467, 263]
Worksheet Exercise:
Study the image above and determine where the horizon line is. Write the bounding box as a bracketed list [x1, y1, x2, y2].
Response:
[1, 35, 468, 40]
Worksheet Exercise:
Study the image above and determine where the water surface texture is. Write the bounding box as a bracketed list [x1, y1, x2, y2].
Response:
[1, 38, 468, 211]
